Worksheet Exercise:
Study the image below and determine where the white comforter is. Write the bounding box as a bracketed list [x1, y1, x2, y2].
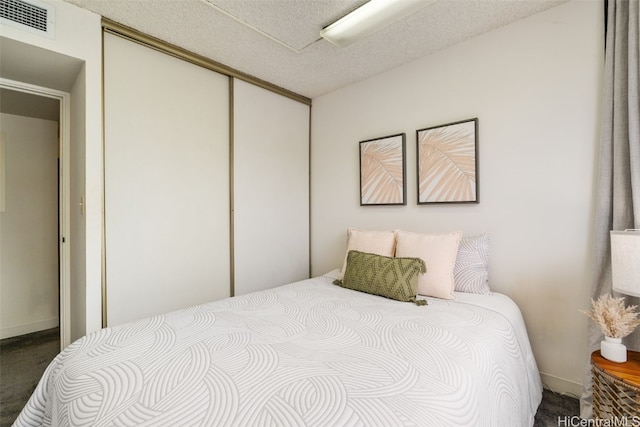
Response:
[15, 273, 542, 427]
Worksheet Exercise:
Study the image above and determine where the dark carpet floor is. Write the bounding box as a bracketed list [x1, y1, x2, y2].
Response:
[1, 328, 60, 427]
[1, 328, 580, 426]
[534, 389, 581, 426]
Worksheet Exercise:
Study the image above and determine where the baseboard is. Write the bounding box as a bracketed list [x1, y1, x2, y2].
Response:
[540, 371, 583, 399]
[1, 318, 59, 340]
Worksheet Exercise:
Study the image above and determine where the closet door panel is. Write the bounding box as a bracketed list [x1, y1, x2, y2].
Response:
[104, 33, 230, 326]
[233, 79, 309, 295]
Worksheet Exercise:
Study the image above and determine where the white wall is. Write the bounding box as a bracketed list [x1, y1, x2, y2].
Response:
[0, 1, 103, 337]
[311, 0, 602, 396]
[0, 113, 59, 338]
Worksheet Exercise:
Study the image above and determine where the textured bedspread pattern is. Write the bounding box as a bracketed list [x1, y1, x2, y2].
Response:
[16, 275, 540, 426]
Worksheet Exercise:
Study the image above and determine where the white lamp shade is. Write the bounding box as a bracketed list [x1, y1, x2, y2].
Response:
[611, 230, 640, 297]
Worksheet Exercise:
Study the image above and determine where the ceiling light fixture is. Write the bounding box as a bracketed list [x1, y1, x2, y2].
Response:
[320, 0, 434, 48]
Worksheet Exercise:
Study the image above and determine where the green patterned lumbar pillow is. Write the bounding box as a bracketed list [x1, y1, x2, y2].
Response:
[334, 250, 427, 306]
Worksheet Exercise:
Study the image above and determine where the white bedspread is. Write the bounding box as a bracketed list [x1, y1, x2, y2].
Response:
[15, 273, 542, 427]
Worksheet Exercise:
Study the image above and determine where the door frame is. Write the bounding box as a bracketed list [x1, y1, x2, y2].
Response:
[0, 77, 71, 349]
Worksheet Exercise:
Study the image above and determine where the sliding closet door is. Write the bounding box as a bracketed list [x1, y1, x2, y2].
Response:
[233, 79, 309, 295]
[104, 33, 230, 326]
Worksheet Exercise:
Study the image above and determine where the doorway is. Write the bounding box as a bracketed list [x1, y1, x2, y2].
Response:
[0, 79, 71, 350]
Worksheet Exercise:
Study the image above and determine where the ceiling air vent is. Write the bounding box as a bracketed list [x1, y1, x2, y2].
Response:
[0, 0, 55, 38]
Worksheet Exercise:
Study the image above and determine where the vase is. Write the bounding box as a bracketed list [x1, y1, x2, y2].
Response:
[601, 336, 627, 363]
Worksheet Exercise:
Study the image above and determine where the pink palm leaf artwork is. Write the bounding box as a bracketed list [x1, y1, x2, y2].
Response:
[418, 120, 477, 203]
[360, 135, 405, 205]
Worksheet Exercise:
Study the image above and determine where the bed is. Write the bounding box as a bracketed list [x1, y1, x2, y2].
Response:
[15, 269, 542, 427]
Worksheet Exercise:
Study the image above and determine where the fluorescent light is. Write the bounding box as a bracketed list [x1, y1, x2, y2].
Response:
[320, 0, 433, 47]
[611, 230, 640, 297]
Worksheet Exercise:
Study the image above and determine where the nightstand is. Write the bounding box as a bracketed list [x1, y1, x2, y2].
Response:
[591, 350, 640, 419]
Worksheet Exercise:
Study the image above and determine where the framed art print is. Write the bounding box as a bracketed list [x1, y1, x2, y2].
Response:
[359, 133, 406, 206]
[416, 118, 478, 204]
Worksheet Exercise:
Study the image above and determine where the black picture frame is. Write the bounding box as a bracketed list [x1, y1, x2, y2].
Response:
[416, 118, 478, 204]
[359, 133, 406, 206]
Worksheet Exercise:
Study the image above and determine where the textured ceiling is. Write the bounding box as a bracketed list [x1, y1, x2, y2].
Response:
[63, 0, 569, 98]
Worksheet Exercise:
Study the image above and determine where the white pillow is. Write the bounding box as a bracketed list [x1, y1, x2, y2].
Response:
[454, 233, 490, 294]
[338, 228, 396, 279]
[394, 230, 462, 299]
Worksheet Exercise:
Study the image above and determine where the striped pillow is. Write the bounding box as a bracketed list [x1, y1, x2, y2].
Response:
[453, 233, 490, 294]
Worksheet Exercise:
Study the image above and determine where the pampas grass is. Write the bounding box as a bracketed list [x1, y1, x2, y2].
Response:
[582, 294, 640, 339]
